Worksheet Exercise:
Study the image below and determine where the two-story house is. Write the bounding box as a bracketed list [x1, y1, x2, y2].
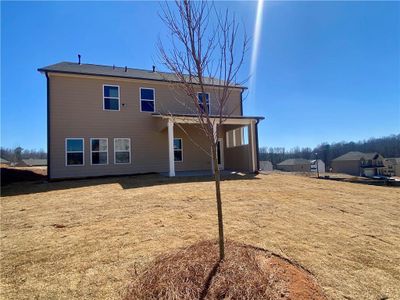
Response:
[38, 62, 264, 180]
[331, 151, 385, 177]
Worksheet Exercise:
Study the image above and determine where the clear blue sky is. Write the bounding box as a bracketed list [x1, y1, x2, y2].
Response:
[1, 1, 399, 150]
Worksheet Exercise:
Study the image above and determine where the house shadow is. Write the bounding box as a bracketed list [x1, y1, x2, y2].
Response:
[1, 167, 47, 186]
[1, 169, 260, 197]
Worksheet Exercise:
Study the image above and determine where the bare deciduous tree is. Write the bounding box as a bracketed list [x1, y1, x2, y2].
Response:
[158, 0, 248, 260]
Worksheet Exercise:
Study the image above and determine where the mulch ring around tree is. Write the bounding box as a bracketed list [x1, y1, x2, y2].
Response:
[124, 240, 327, 300]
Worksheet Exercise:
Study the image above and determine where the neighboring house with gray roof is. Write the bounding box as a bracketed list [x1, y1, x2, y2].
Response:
[331, 151, 385, 176]
[0, 157, 10, 165]
[38, 61, 264, 180]
[276, 158, 311, 172]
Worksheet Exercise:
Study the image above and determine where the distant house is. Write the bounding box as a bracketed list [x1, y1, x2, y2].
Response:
[22, 159, 48, 167]
[0, 157, 10, 165]
[383, 158, 400, 177]
[259, 161, 273, 171]
[276, 158, 310, 172]
[310, 159, 325, 173]
[360, 153, 385, 177]
[331, 151, 385, 177]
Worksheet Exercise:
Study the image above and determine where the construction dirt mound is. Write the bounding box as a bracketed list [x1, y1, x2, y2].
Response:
[124, 240, 327, 300]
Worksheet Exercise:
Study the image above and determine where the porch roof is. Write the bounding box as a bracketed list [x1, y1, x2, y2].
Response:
[152, 113, 264, 125]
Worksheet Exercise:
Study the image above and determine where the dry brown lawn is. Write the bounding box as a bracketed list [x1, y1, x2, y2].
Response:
[1, 172, 399, 300]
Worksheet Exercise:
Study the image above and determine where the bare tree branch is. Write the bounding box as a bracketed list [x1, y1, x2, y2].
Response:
[158, 0, 249, 260]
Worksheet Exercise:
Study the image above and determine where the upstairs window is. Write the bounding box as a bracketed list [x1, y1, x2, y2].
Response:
[197, 92, 210, 113]
[103, 85, 120, 111]
[114, 138, 131, 164]
[66, 138, 84, 166]
[91, 138, 108, 165]
[140, 88, 155, 112]
[174, 138, 183, 162]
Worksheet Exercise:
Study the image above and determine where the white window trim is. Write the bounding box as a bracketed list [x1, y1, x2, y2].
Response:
[174, 138, 183, 162]
[114, 138, 131, 165]
[65, 138, 84, 167]
[90, 138, 109, 165]
[197, 92, 211, 114]
[140, 87, 156, 113]
[103, 84, 120, 111]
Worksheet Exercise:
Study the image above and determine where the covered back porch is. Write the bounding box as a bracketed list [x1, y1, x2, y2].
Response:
[153, 113, 263, 177]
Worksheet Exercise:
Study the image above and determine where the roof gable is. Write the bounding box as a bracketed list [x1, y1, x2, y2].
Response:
[332, 151, 366, 161]
[332, 151, 383, 161]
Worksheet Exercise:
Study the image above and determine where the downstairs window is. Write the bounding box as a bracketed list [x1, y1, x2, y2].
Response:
[66, 138, 84, 166]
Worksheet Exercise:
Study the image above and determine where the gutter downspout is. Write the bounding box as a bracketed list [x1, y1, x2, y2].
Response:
[255, 119, 260, 172]
[240, 88, 244, 116]
[45, 72, 51, 181]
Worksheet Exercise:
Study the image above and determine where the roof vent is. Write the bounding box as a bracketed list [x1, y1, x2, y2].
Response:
[124, 66, 127, 72]
[152, 65, 156, 72]
[78, 54, 81, 65]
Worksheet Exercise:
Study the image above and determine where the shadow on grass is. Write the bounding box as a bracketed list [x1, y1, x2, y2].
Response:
[1, 170, 260, 197]
[199, 260, 221, 300]
[1, 167, 47, 186]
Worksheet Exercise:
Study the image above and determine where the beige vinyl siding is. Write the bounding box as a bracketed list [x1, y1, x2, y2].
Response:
[331, 160, 361, 176]
[224, 145, 251, 172]
[48, 74, 243, 178]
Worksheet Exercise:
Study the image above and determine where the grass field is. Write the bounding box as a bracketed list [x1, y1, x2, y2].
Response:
[1, 172, 399, 299]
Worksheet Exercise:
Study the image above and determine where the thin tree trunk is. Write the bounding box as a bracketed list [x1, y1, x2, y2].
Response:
[212, 147, 225, 260]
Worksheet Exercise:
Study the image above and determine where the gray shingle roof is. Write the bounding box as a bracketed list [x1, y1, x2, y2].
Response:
[38, 62, 246, 89]
[332, 151, 380, 161]
[277, 158, 310, 166]
[332, 151, 365, 161]
[362, 153, 380, 160]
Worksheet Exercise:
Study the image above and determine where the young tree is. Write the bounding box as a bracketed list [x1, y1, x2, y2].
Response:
[158, 0, 248, 260]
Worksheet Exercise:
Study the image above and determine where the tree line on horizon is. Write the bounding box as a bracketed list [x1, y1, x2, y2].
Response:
[1, 147, 47, 163]
[259, 134, 400, 168]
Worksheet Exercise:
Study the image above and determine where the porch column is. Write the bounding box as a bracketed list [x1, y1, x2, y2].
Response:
[249, 120, 257, 172]
[168, 119, 175, 177]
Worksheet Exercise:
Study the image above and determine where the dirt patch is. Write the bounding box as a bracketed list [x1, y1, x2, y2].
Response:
[125, 240, 327, 300]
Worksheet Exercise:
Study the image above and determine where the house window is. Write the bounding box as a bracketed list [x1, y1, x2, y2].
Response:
[66, 138, 84, 166]
[140, 88, 155, 112]
[174, 138, 183, 162]
[114, 138, 131, 164]
[103, 85, 120, 110]
[197, 92, 210, 113]
[91, 138, 108, 165]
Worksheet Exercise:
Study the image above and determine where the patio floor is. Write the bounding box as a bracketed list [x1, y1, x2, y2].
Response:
[160, 170, 246, 177]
